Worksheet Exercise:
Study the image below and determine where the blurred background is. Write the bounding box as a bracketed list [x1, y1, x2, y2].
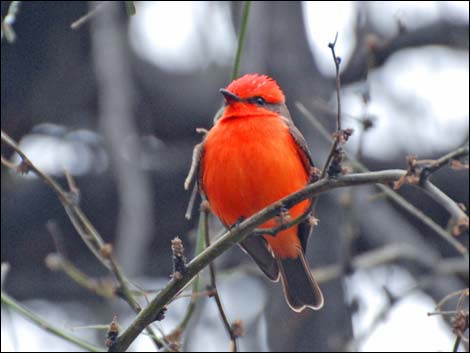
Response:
[1, 1, 469, 351]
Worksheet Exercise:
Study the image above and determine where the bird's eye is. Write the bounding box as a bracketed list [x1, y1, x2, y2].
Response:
[254, 96, 266, 105]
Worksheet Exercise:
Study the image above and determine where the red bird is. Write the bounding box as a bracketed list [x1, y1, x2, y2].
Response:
[195, 73, 323, 311]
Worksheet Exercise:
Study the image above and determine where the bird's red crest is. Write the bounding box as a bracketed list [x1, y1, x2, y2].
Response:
[225, 73, 285, 104]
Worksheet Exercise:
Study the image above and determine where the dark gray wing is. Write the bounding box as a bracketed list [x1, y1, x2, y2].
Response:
[240, 237, 280, 282]
[278, 104, 316, 253]
[277, 104, 315, 180]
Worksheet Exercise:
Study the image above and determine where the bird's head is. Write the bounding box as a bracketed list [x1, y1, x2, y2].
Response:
[218, 74, 286, 120]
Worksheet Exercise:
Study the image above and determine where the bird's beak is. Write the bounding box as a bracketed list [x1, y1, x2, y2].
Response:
[219, 89, 242, 104]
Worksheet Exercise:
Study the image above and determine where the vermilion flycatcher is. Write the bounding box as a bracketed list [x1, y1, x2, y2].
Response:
[196, 73, 323, 312]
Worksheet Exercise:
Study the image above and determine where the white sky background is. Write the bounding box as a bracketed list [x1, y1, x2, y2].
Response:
[3, 2, 468, 352]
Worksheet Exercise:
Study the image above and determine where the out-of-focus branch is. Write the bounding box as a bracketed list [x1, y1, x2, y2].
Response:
[45, 253, 115, 299]
[342, 21, 469, 84]
[70, 1, 136, 30]
[313, 244, 468, 284]
[432, 288, 469, 349]
[1, 263, 10, 289]
[423, 180, 469, 235]
[230, 244, 467, 284]
[1, 129, 164, 349]
[1, 291, 104, 352]
[70, 1, 107, 30]
[296, 103, 469, 255]
[232, 1, 251, 80]
[45, 220, 116, 299]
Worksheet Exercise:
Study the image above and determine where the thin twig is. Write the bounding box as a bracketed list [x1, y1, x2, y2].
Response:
[427, 310, 460, 316]
[184, 142, 203, 220]
[453, 335, 462, 352]
[184, 143, 203, 191]
[71, 2, 108, 30]
[202, 203, 239, 352]
[232, 1, 251, 80]
[322, 34, 342, 178]
[328, 32, 342, 131]
[185, 183, 199, 220]
[320, 33, 351, 179]
[1, 263, 10, 289]
[310, 34, 347, 216]
[1, 291, 104, 352]
[46, 221, 114, 298]
[436, 289, 469, 311]
[422, 144, 469, 176]
[167, 208, 213, 351]
[252, 207, 312, 237]
[45, 253, 115, 298]
[173, 210, 207, 335]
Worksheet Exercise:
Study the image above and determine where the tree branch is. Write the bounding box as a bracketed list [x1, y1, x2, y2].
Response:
[1, 130, 164, 349]
[422, 180, 468, 233]
[296, 103, 469, 254]
[328, 32, 342, 132]
[421, 144, 469, 176]
[341, 21, 469, 84]
[320, 33, 351, 179]
[313, 245, 468, 284]
[232, 1, 251, 80]
[1, 291, 104, 352]
[3, 124, 466, 351]
[108, 168, 467, 351]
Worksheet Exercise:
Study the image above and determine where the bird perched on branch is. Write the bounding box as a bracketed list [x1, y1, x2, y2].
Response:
[190, 73, 323, 312]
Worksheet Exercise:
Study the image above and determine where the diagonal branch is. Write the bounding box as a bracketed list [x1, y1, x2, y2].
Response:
[108, 168, 467, 351]
[1, 291, 104, 352]
[1, 129, 164, 348]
